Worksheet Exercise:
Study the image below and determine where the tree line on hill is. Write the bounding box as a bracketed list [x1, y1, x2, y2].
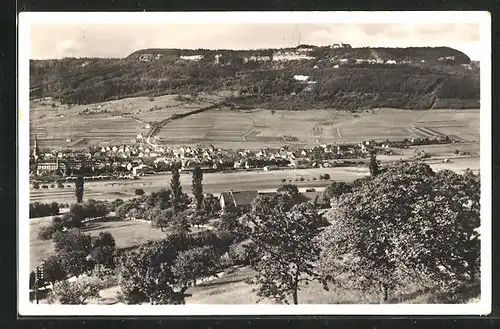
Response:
[29, 46, 479, 110]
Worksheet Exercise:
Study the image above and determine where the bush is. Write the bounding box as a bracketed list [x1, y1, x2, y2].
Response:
[228, 240, 258, 266]
[29, 202, 60, 218]
[48, 278, 100, 304]
[38, 225, 56, 240]
[109, 198, 125, 212]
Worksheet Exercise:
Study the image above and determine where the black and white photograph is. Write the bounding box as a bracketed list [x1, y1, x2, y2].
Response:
[18, 11, 491, 315]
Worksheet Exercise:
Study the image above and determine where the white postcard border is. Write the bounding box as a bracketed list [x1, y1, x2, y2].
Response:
[17, 11, 492, 316]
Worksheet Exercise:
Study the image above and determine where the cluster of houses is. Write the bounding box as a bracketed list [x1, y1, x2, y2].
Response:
[31, 131, 457, 179]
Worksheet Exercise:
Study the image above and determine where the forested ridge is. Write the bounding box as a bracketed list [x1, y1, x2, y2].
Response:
[30, 46, 479, 110]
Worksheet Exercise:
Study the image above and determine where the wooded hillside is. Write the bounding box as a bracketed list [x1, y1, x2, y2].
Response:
[29, 46, 479, 110]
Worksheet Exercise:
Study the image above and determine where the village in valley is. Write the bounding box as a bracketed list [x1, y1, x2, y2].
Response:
[26, 19, 482, 309]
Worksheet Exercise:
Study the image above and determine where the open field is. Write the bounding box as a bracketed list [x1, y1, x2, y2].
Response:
[29, 94, 222, 149]
[29, 217, 166, 271]
[29, 156, 479, 204]
[30, 94, 480, 149]
[155, 107, 480, 149]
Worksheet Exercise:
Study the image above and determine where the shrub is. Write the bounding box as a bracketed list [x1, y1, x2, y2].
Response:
[38, 225, 56, 240]
[228, 240, 258, 266]
[109, 198, 125, 212]
[48, 278, 100, 305]
[172, 246, 220, 287]
[29, 202, 60, 218]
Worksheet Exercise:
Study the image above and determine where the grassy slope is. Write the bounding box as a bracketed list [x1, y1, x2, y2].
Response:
[186, 266, 480, 304]
[29, 217, 166, 271]
[93, 265, 480, 305]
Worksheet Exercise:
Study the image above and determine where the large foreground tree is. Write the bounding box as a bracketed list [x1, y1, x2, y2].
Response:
[119, 237, 196, 304]
[244, 195, 329, 304]
[317, 162, 480, 302]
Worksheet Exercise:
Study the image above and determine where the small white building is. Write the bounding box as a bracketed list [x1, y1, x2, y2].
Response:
[249, 55, 272, 62]
[180, 55, 204, 61]
[293, 75, 309, 82]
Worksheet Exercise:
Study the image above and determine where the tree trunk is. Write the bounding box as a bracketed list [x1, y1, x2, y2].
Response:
[381, 284, 389, 303]
[292, 272, 299, 305]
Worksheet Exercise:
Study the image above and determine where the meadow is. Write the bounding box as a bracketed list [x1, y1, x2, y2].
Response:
[29, 217, 167, 272]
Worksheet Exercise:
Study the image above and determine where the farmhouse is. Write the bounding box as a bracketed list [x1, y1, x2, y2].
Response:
[132, 164, 152, 176]
[36, 160, 59, 173]
[181, 162, 212, 172]
[219, 190, 259, 211]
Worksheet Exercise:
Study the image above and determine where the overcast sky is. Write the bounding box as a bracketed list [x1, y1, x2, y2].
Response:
[29, 22, 481, 60]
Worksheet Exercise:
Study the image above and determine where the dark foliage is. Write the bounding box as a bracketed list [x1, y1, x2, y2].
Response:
[29, 201, 60, 218]
[75, 175, 84, 203]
